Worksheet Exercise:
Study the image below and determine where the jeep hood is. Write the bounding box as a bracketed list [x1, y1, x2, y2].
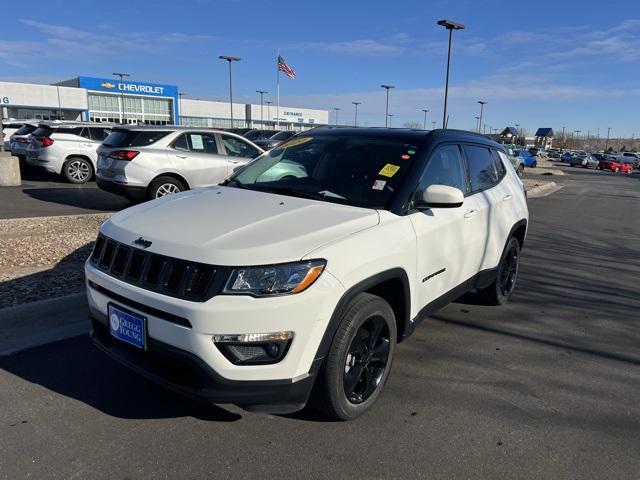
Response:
[101, 186, 380, 265]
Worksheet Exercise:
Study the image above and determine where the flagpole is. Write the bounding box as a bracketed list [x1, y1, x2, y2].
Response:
[276, 49, 280, 129]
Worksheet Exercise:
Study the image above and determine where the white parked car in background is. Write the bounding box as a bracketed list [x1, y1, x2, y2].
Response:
[96, 126, 264, 200]
[8, 121, 39, 160]
[86, 128, 529, 420]
[26, 122, 115, 183]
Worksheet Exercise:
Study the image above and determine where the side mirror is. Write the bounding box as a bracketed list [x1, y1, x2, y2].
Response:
[420, 184, 464, 209]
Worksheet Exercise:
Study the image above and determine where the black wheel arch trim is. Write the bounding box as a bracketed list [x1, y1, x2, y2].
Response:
[310, 268, 411, 375]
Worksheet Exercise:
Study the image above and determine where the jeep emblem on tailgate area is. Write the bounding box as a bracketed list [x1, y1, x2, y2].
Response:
[133, 237, 152, 249]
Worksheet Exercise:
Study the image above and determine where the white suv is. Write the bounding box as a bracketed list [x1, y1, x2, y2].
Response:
[96, 126, 264, 200]
[26, 122, 115, 183]
[86, 128, 529, 420]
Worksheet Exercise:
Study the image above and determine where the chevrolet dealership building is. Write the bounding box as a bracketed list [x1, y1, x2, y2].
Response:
[0, 76, 329, 129]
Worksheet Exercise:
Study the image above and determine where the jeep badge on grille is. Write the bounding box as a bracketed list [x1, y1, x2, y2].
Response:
[133, 237, 152, 249]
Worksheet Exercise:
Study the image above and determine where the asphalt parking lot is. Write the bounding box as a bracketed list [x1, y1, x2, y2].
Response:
[0, 166, 638, 479]
[0, 168, 130, 219]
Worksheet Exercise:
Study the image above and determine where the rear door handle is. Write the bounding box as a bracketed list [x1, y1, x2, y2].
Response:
[175, 154, 188, 159]
[503, 194, 512, 201]
[464, 209, 477, 218]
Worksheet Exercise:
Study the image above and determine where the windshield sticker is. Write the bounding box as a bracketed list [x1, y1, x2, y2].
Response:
[379, 164, 400, 177]
[280, 137, 313, 148]
[372, 179, 386, 191]
[401, 154, 411, 160]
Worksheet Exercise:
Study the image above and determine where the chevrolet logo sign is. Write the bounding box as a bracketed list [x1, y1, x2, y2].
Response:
[100, 82, 116, 89]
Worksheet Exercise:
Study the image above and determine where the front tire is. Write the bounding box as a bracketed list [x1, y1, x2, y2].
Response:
[63, 157, 93, 184]
[477, 237, 521, 305]
[314, 293, 396, 420]
[148, 176, 186, 200]
[517, 164, 524, 178]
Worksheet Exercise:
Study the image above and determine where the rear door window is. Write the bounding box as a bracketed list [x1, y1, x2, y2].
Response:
[54, 127, 84, 137]
[172, 134, 189, 151]
[103, 129, 170, 148]
[492, 149, 507, 179]
[463, 144, 499, 193]
[31, 126, 54, 138]
[187, 133, 218, 154]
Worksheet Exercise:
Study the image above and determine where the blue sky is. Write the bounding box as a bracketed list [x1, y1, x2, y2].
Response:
[2, 0, 639, 136]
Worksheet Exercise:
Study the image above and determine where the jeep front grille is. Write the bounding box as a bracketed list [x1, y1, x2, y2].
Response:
[90, 234, 226, 302]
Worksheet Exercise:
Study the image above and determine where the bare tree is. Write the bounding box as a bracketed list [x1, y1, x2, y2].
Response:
[403, 121, 422, 129]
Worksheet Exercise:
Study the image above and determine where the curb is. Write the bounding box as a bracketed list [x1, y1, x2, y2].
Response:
[0, 293, 88, 356]
[527, 181, 562, 198]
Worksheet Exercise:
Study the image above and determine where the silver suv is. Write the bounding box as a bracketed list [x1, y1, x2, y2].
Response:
[26, 122, 115, 183]
[8, 121, 40, 160]
[96, 126, 264, 200]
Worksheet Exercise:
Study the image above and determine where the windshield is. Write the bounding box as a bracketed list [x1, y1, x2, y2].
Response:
[229, 135, 420, 209]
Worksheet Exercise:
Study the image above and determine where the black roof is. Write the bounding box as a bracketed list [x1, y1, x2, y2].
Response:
[304, 127, 499, 146]
[535, 128, 554, 137]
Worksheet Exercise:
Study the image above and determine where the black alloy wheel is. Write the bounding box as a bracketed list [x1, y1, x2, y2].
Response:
[343, 316, 391, 404]
[498, 241, 519, 298]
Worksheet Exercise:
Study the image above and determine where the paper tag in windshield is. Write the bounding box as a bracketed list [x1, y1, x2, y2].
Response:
[372, 180, 386, 191]
[379, 164, 400, 177]
[280, 137, 313, 148]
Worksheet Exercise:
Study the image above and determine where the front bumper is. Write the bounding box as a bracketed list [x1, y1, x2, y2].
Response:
[85, 260, 344, 411]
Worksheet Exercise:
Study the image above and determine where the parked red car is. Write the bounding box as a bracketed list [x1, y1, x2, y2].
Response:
[598, 159, 632, 173]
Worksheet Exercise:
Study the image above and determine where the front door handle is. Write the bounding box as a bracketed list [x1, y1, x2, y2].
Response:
[503, 194, 512, 201]
[175, 154, 188, 159]
[464, 209, 477, 218]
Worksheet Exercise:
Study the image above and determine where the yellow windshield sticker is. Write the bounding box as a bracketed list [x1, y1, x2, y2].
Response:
[280, 137, 313, 148]
[379, 164, 400, 177]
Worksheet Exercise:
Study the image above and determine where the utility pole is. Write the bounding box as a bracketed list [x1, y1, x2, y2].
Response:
[381, 85, 394, 127]
[606, 127, 611, 152]
[477, 100, 487, 133]
[333, 107, 341, 126]
[352, 102, 361, 127]
[256, 90, 268, 126]
[219, 55, 241, 126]
[561, 126, 566, 151]
[112, 72, 130, 123]
[421, 108, 429, 129]
[437, 19, 465, 129]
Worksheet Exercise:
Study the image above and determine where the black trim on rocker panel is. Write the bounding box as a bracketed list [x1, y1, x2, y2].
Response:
[311, 268, 411, 371]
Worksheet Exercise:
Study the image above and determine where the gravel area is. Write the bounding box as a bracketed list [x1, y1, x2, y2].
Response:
[0, 213, 110, 309]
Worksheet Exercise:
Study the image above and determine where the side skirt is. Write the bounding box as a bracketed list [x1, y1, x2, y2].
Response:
[401, 267, 498, 340]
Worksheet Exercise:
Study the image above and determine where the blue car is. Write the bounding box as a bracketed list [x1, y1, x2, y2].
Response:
[516, 149, 537, 168]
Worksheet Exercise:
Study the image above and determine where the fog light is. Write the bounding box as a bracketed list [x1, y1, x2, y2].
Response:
[212, 331, 293, 365]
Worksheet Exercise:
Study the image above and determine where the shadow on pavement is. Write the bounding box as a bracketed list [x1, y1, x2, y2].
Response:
[23, 187, 132, 212]
[0, 335, 241, 422]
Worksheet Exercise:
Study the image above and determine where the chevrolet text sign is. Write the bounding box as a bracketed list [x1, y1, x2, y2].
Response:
[78, 76, 177, 98]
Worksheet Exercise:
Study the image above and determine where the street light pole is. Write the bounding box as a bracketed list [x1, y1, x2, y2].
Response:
[422, 108, 429, 129]
[574, 130, 581, 150]
[256, 90, 268, 126]
[437, 19, 465, 129]
[352, 102, 361, 127]
[515, 123, 520, 145]
[380, 85, 395, 127]
[561, 126, 566, 151]
[334, 107, 341, 126]
[265, 101, 272, 126]
[112, 72, 130, 123]
[219, 55, 241, 127]
[606, 127, 611, 152]
[477, 100, 487, 133]
[388, 114, 394, 127]
[432, 121, 437, 130]
[475, 116, 480, 133]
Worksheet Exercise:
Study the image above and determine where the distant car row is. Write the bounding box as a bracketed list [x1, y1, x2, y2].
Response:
[560, 151, 637, 173]
[1, 120, 308, 199]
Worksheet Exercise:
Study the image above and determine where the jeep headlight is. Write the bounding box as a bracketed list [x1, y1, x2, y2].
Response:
[223, 260, 326, 297]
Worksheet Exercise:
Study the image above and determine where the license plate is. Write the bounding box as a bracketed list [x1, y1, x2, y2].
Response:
[108, 303, 146, 350]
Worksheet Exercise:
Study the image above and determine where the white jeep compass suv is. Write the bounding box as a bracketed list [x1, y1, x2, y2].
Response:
[86, 128, 529, 420]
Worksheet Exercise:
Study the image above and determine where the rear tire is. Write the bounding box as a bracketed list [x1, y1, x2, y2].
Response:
[477, 237, 521, 306]
[313, 293, 396, 420]
[517, 164, 524, 178]
[63, 157, 93, 184]
[148, 176, 186, 200]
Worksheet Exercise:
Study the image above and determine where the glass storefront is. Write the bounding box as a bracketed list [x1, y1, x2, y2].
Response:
[88, 93, 173, 125]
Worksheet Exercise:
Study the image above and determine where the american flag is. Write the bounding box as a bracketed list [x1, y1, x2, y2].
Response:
[278, 55, 296, 79]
